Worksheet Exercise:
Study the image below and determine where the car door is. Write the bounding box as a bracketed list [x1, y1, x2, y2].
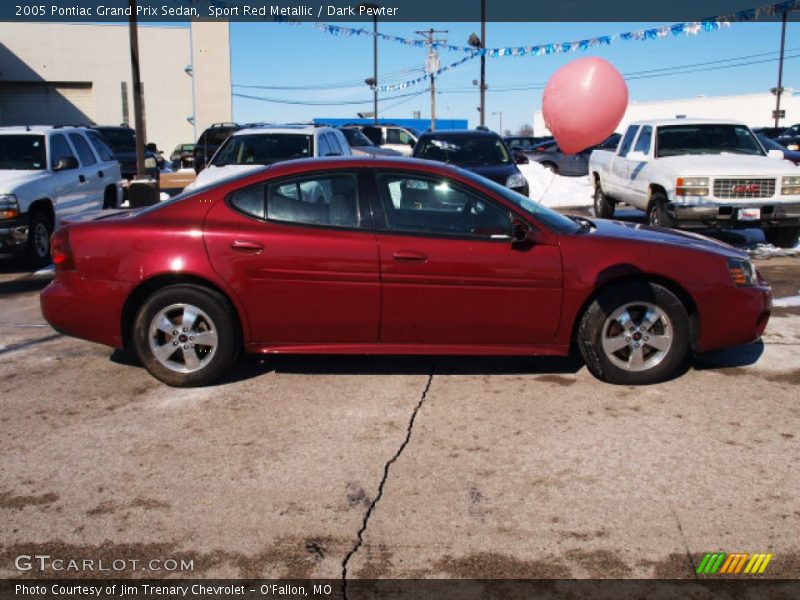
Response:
[369, 170, 563, 345]
[203, 169, 380, 345]
[47, 133, 87, 222]
[67, 131, 105, 211]
[608, 125, 639, 201]
[625, 125, 653, 210]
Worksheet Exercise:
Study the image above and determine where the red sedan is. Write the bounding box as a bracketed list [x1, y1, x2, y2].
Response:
[41, 157, 772, 387]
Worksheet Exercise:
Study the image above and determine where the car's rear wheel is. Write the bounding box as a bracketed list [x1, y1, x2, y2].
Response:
[133, 285, 240, 387]
[103, 185, 118, 209]
[593, 182, 615, 219]
[577, 282, 690, 385]
[27, 209, 53, 268]
[764, 226, 800, 248]
[647, 192, 675, 229]
[541, 161, 559, 174]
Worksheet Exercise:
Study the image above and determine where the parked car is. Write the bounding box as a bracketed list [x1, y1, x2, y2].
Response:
[503, 135, 553, 152]
[589, 118, 800, 248]
[0, 125, 123, 266]
[413, 129, 529, 196]
[170, 143, 195, 169]
[774, 124, 800, 151]
[528, 134, 621, 177]
[344, 124, 420, 156]
[193, 122, 243, 173]
[339, 127, 401, 157]
[756, 133, 800, 165]
[184, 124, 351, 192]
[41, 156, 772, 388]
[90, 125, 160, 181]
[752, 127, 786, 140]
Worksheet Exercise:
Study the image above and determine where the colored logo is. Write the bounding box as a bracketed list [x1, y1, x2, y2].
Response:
[696, 552, 773, 575]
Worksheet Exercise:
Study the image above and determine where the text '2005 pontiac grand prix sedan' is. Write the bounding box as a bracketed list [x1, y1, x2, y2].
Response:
[41, 157, 772, 387]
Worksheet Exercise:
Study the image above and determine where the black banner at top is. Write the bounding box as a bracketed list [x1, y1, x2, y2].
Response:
[2, 0, 800, 23]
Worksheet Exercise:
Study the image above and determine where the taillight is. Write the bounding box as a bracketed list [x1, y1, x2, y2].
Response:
[51, 227, 75, 271]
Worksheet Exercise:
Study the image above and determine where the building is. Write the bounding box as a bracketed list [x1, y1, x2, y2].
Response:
[0, 22, 232, 153]
[533, 90, 800, 136]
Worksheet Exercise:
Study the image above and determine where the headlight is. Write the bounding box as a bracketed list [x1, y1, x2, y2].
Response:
[727, 258, 757, 287]
[506, 173, 527, 189]
[782, 176, 800, 194]
[676, 177, 709, 196]
[0, 194, 20, 220]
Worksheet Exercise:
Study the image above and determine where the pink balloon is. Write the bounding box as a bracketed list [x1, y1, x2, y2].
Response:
[542, 57, 628, 155]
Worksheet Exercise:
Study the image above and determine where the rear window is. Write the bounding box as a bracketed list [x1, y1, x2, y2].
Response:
[200, 127, 237, 146]
[211, 133, 313, 166]
[416, 135, 510, 165]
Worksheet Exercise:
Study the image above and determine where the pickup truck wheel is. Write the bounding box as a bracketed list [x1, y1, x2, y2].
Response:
[541, 161, 559, 174]
[577, 282, 690, 385]
[593, 184, 615, 219]
[103, 185, 118, 209]
[133, 285, 240, 387]
[647, 193, 675, 229]
[764, 226, 800, 249]
[27, 210, 53, 268]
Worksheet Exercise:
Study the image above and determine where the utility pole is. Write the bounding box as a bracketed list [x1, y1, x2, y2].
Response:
[774, 10, 788, 128]
[128, 0, 147, 179]
[416, 28, 448, 131]
[361, 4, 380, 124]
[468, 0, 487, 126]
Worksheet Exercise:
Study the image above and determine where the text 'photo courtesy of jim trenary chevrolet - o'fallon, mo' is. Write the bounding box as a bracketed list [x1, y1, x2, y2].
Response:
[0, 1, 799, 599]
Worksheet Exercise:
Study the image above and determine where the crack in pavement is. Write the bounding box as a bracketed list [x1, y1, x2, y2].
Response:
[670, 507, 697, 579]
[341, 360, 436, 595]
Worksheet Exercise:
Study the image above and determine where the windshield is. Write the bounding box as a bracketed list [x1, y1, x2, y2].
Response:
[0, 135, 46, 170]
[656, 124, 765, 158]
[456, 167, 580, 235]
[341, 128, 373, 147]
[211, 134, 313, 166]
[416, 136, 511, 165]
[94, 128, 136, 153]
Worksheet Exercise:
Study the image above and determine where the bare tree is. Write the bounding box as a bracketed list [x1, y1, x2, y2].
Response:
[517, 123, 534, 136]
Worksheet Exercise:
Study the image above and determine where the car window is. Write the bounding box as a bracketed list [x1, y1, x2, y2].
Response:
[633, 126, 652, 155]
[267, 172, 360, 228]
[50, 134, 76, 168]
[617, 126, 639, 157]
[386, 128, 413, 145]
[86, 131, 115, 161]
[327, 133, 343, 156]
[229, 184, 266, 219]
[0, 135, 46, 170]
[317, 134, 332, 157]
[416, 135, 511, 165]
[211, 133, 313, 166]
[375, 171, 511, 238]
[68, 133, 97, 166]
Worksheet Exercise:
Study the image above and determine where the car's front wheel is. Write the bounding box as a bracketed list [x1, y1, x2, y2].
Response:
[593, 182, 615, 219]
[133, 285, 240, 387]
[577, 282, 691, 385]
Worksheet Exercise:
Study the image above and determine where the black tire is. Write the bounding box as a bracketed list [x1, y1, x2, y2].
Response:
[593, 181, 615, 219]
[764, 226, 800, 249]
[103, 185, 118, 209]
[27, 209, 53, 268]
[132, 285, 240, 387]
[577, 282, 690, 385]
[647, 192, 675, 229]
[541, 162, 559, 174]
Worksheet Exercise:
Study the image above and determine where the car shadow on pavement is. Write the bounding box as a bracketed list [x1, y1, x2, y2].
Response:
[0, 276, 50, 296]
[691, 340, 765, 371]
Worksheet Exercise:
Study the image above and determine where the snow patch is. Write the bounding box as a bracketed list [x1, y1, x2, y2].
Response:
[773, 294, 800, 308]
[518, 161, 593, 208]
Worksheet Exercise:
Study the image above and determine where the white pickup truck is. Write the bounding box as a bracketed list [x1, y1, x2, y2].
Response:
[589, 118, 800, 248]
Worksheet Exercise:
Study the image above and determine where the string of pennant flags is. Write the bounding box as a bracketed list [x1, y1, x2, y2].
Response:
[378, 52, 479, 92]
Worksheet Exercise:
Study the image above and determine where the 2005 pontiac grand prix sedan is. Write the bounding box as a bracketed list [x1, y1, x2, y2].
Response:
[41, 157, 772, 387]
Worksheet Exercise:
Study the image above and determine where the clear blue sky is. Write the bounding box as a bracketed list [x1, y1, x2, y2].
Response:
[228, 20, 800, 134]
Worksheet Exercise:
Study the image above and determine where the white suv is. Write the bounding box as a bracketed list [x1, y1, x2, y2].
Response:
[0, 126, 124, 266]
[185, 124, 352, 191]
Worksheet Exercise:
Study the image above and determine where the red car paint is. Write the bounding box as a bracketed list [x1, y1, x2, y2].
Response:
[41, 157, 771, 362]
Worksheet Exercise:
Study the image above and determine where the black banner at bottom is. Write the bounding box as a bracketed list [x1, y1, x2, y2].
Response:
[2, 579, 799, 600]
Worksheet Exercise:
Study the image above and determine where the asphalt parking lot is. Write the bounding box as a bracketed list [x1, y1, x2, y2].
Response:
[0, 231, 798, 581]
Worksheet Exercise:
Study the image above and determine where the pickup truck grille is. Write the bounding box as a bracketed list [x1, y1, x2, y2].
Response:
[713, 178, 775, 199]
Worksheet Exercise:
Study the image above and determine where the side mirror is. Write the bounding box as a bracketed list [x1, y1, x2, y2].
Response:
[511, 220, 535, 249]
[767, 149, 785, 159]
[53, 156, 79, 171]
[626, 151, 649, 162]
[514, 151, 529, 164]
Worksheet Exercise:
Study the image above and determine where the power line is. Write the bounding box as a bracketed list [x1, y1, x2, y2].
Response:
[232, 88, 426, 106]
[233, 67, 426, 91]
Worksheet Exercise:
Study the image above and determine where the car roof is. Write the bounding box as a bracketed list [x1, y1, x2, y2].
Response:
[0, 125, 85, 134]
[418, 129, 501, 139]
[628, 118, 747, 127]
[233, 124, 331, 136]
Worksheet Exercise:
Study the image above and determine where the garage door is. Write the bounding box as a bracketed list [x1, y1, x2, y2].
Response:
[0, 82, 95, 126]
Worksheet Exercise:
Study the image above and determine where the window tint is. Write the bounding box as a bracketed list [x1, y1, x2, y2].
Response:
[327, 133, 343, 155]
[267, 172, 359, 228]
[375, 172, 510, 238]
[416, 135, 510, 164]
[68, 133, 97, 166]
[633, 126, 652, 154]
[50, 134, 75, 168]
[229, 185, 266, 219]
[86, 131, 115, 161]
[317, 134, 331, 157]
[0, 135, 46, 170]
[618, 126, 639, 157]
[211, 134, 313, 166]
